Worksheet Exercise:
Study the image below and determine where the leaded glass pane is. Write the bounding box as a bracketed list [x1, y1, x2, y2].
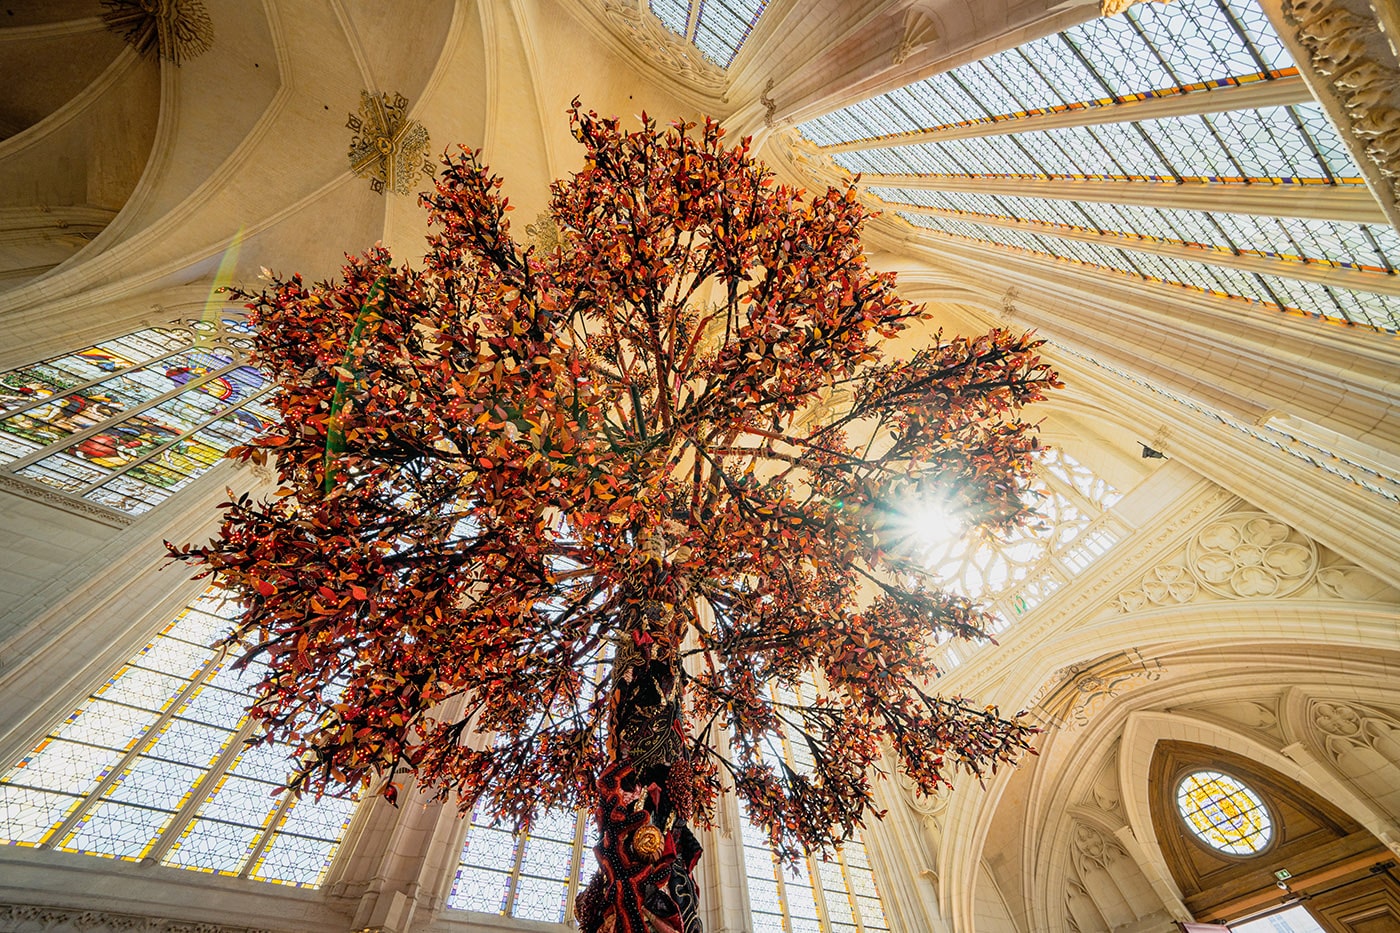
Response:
[448, 804, 587, 920]
[693, 0, 769, 66]
[0, 587, 359, 884]
[0, 319, 274, 514]
[649, 0, 689, 35]
[799, 0, 1296, 146]
[1176, 770, 1272, 854]
[648, 0, 769, 67]
[249, 827, 343, 886]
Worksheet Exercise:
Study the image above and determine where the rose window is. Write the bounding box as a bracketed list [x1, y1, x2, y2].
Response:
[1176, 770, 1273, 855]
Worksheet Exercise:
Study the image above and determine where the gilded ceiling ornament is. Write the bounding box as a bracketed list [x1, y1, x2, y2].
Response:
[1099, 0, 1173, 15]
[525, 212, 562, 253]
[346, 91, 434, 196]
[101, 0, 213, 65]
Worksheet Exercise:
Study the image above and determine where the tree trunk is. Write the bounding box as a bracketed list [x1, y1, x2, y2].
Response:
[576, 590, 703, 933]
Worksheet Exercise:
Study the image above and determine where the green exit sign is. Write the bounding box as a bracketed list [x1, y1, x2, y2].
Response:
[1274, 869, 1292, 881]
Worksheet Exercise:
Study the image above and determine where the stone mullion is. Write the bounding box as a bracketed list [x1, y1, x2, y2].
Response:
[238, 790, 298, 879]
[896, 207, 1400, 296]
[140, 714, 262, 866]
[856, 173, 1386, 227]
[818, 75, 1312, 154]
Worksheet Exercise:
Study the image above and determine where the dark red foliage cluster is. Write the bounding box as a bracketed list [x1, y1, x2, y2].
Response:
[171, 103, 1058, 877]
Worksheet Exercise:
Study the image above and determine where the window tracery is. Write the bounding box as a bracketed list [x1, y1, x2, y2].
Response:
[0, 319, 276, 514]
[917, 448, 1127, 665]
[648, 0, 770, 67]
[0, 587, 359, 887]
[448, 806, 594, 922]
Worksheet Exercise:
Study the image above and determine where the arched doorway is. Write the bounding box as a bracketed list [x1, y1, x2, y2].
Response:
[1150, 741, 1400, 932]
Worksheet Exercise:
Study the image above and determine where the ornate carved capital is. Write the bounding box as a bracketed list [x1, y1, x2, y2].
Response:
[1283, 0, 1400, 211]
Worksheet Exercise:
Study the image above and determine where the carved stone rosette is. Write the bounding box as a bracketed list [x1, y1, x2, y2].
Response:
[1186, 512, 1317, 599]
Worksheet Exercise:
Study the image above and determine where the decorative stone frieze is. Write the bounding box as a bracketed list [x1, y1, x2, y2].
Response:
[0, 905, 276, 933]
[1030, 649, 1166, 730]
[1283, 0, 1400, 208]
[0, 474, 134, 528]
[1112, 511, 1395, 612]
[593, 0, 726, 93]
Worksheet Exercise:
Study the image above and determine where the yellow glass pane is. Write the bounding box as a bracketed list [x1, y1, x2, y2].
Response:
[1176, 770, 1272, 855]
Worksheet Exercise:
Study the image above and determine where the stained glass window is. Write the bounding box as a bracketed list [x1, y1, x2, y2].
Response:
[740, 683, 892, 933]
[1176, 770, 1273, 855]
[648, 0, 770, 67]
[793, 0, 1397, 333]
[907, 448, 1126, 670]
[447, 805, 593, 922]
[0, 587, 360, 887]
[0, 318, 276, 514]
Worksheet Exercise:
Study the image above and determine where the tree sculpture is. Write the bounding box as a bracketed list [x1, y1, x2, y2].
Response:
[171, 103, 1059, 933]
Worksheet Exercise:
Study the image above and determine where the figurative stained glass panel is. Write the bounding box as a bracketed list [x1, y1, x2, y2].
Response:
[0, 320, 274, 514]
[0, 587, 360, 886]
[1176, 770, 1273, 854]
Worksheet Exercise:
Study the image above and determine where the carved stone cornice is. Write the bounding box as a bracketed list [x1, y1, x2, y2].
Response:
[0, 904, 275, 933]
[0, 474, 133, 528]
[1282, 0, 1400, 222]
[567, 0, 728, 104]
